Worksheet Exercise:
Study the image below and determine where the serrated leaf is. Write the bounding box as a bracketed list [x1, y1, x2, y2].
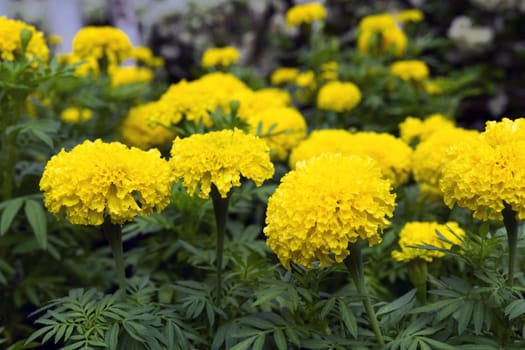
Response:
[1, 198, 24, 235]
[230, 336, 257, 350]
[273, 328, 286, 350]
[339, 299, 358, 339]
[377, 289, 416, 316]
[457, 300, 474, 335]
[505, 299, 525, 320]
[24, 199, 47, 249]
[106, 323, 119, 350]
[252, 334, 265, 350]
[30, 129, 54, 148]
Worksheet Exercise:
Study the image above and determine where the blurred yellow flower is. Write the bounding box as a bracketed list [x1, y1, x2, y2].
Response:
[40, 139, 172, 225]
[286, 2, 327, 26]
[47, 34, 63, 46]
[72, 26, 132, 65]
[357, 13, 407, 57]
[320, 61, 339, 80]
[57, 52, 99, 77]
[169, 129, 274, 199]
[130, 46, 164, 68]
[235, 88, 291, 120]
[201, 46, 240, 68]
[270, 67, 299, 85]
[395, 9, 424, 23]
[264, 153, 396, 268]
[109, 65, 154, 86]
[317, 80, 362, 112]
[60, 107, 92, 124]
[390, 60, 429, 81]
[295, 70, 316, 88]
[399, 114, 455, 144]
[392, 221, 465, 262]
[0, 16, 49, 63]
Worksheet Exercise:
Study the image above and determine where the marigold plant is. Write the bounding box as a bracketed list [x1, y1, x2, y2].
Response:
[72, 26, 132, 65]
[201, 46, 240, 68]
[285, 2, 327, 26]
[317, 80, 362, 112]
[357, 13, 407, 56]
[270, 67, 299, 85]
[0, 16, 49, 62]
[60, 107, 93, 124]
[399, 114, 456, 144]
[390, 60, 430, 81]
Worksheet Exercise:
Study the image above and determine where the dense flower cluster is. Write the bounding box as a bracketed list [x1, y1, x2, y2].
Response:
[234, 88, 291, 120]
[120, 103, 176, 150]
[264, 153, 396, 268]
[399, 114, 455, 144]
[60, 107, 92, 124]
[201, 46, 240, 68]
[169, 129, 274, 199]
[130, 46, 164, 67]
[317, 81, 362, 112]
[0, 16, 49, 62]
[72, 26, 132, 65]
[247, 107, 307, 161]
[390, 60, 430, 81]
[109, 66, 154, 87]
[285, 2, 327, 26]
[40, 140, 173, 225]
[440, 118, 525, 220]
[392, 221, 465, 262]
[357, 13, 407, 56]
[270, 67, 299, 85]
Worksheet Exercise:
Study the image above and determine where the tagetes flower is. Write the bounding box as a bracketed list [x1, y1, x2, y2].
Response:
[317, 81, 362, 112]
[235, 88, 291, 120]
[320, 61, 339, 81]
[440, 118, 525, 220]
[248, 107, 307, 161]
[390, 60, 429, 81]
[270, 67, 299, 85]
[120, 103, 176, 149]
[169, 129, 274, 199]
[286, 2, 327, 26]
[392, 221, 465, 262]
[264, 153, 396, 268]
[399, 114, 455, 144]
[109, 65, 154, 87]
[60, 107, 92, 124]
[57, 53, 99, 76]
[395, 9, 424, 23]
[357, 13, 407, 57]
[40, 140, 172, 226]
[130, 46, 164, 67]
[0, 16, 49, 62]
[201, 46, 240, 68]
[295, 70, 316, 88]
[72, 26, 132, 65]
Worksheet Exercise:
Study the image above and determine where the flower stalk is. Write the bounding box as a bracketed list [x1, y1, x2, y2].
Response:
[103, 220, 127, 294]
[210, 184, 229, 301]
[408, 258, 428, 304]
[344, 243, 384, 347]
[502, 202, 519, 286]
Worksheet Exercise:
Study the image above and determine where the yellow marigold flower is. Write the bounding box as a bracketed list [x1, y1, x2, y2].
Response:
[235, 88, 291, 120]
[392, 221, 465, 262]
[130, 46, 164, 68]
[440, 118, 525, 220]
[57, 52, 99, 76]
[390, 60, 430, 81]
[197, 72, 251, 113]
[413, 128, 479, 201]
[169, 129, 274, 199]
[47, 34, 63, 45]
[286, 2, 327, 26]
[359, 13, 398, 31]
[395, 9, 424, 23]
[357, 14, 407, 57]
[264, 153, 396, 268]
[295, 70, 316, 88]
[289, 129, 355, 169]
[109, 65, 154, 87]
[270, 67, 299, 85]
[120, 103, 176, 150]
[399, 114, 455, 144]
[40, 139, 172, 226]
[0, 16, 49, 62]
[247, 107, 307, 161]
[424, 80, 443, 95]
[61, 107, 93, 124]
[320, 61, 339, 81]
[72, 26, 132, 65]
[201, 46, 240, 68]
[317, 81, 362, 112]
[346, 132, 413, 187]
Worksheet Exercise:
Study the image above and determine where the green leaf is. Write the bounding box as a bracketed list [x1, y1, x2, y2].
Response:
[24, 199, 47, 249]
[20, 29, 33, 54]
[106, 323, 119, 350]
[230, 336, 257, 350]
[1, 197, 24, 235]
[252, 334, 265, 350]
[376, 289, 416, 316]
[273, 328, 287, 350]
[30, 129, 54, 148]
[339, 299, 358, 339]
[505, 299, 525, 320]
[457, 301, 474, 335]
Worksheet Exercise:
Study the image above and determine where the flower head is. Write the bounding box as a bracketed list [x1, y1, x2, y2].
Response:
[395, 9, 424, 23]
[40, 140, 173, 226]
[130, 46, 164, 67]
[0, 16, 49, 62]
[201, 46, 240, 68]
[58, 53, 99, 76]
[392, 221, 465, 262]
[317, 81, 362, 112]
[61, 107, 92, 124]
[286, 2, 327, 26]
[390, 60, 430, 81]
[72, 26, 132, 65]
[440, 118, 525, 220]
[270, 67, 299, 85]
[264, 153, 396, 268]
[357, 13, 407, 56]
[234, 88, 291, 120]
[109, 65, 154, 87]
[169, 129, 274, 199]
[399, 114, 455, 144]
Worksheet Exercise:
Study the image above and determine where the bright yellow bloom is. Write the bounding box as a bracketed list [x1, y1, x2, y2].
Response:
[109, 65, 154, 86]
[286, 2, 327, 26]
[390, 60, 429, 81]
[120, 103, 176, 150]
[130, 46, 164, 67]
[359, 13, 398, 31]
[289, 129, 355, 169]
[40, 139, 172, 226]
[424, 80, 443, 95]
[201, 46, 240, 68]
[57, 52, 99, 76]
[270, 67, 299, 85]
[72, 26, 132, 65]
[196, 72, 251, 113]
[169, 129, 274, 199]
[413, 128, 479, 201]
[395, 9, 424, 23]
[0, 16, 49, 62]
[357, 14, 407, 57]
[317, 81, 362, 112]
[247, 107, 307, 161]
[399, 114, 455, 144]
[61, 107, 92, 124]
[295, 70, 316, 88]
[440, 118, 525, 220]
[264, 153, 396, 268]
[47, 34, 63, 45]
[392, 221, 465, 262]
[235, 88, 291, 120]
[320, 61, 339, 80]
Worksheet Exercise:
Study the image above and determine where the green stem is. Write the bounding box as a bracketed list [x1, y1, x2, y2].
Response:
[2, 131, 18, 200]
[502, 203, 519, 287]
[344, 243, 384, 347]
[103, 220, 127, 294]
[210, 185, 229, 302]
[408, 259, 428, 305]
